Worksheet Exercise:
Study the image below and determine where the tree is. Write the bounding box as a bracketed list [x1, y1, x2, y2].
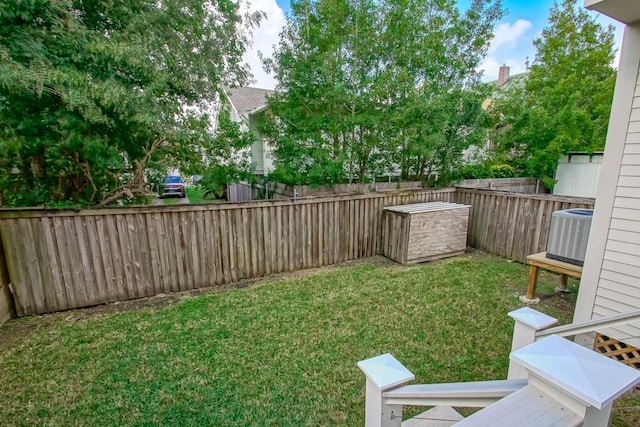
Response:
[195, 108, 257, 198]
[260, 0, 358, 185]
[0, 0, 261, 207]
[262, 0, 503, 186]
[487, 0, 616, 186]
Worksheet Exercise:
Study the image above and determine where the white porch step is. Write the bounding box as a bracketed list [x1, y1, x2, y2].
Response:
[402, 406, 464, 427]
[454, 384, 582, 426]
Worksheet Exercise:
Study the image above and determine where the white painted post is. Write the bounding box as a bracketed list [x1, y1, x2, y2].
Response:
[507, 307, 558, 379]
[357, 353, 415, 427]
[584, 404, 613, 427]
[511, 334, 640, 427]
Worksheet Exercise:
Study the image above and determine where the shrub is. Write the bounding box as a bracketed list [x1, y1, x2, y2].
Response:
[490, 164, 515, 178]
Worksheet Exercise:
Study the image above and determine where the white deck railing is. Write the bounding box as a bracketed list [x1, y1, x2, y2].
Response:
[536, 307, 640, 339]
[382, 378, 527, 407]
[359, 307, 640, 427]
[504, 307, 640, 379]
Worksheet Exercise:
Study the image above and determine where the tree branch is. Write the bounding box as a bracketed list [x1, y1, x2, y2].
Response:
[97, 137, 163, 207]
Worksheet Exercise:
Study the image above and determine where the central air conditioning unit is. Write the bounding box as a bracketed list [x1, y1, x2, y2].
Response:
[546, 208, 593, 266]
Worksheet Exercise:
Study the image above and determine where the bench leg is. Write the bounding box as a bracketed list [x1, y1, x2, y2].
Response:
[555, 274, 570, 293]
[519, 265, 540, 304]
[527, 266, 539, 299]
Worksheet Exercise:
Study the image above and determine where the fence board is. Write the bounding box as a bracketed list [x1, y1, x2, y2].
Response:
[163, 212, 180, 293]
[219, 210, 233, 283]
[233, 209, 244, 281]
[96, 215, 116, 301]
[249, 208, 258, 278]
[54, 217, 75, 309]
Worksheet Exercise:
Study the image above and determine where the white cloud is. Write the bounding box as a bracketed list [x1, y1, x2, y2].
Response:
[241, 0, 286, 90]
[488, 19, 532, 54]
[477, 19, 533, 81]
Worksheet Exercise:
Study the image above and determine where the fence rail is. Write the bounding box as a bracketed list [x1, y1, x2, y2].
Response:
[0, 189, 456, 316]
[456, 177, 545, 194]
[271, 181, 423, 199]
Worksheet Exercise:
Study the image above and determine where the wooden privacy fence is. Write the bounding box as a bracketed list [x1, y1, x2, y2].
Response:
[0, 187, 596, 317]
[456, 177, 545, 194]
[454, 188, 594, 263]
[0, 189, 456, 316]
[227, 182, 258, 202]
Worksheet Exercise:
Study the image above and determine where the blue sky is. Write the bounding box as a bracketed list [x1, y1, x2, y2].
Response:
[245, 0, 624, 88]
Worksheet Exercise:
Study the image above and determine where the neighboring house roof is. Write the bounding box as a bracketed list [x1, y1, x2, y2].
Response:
[488, 70, 530, 89]
[225, 87, 275, 119]
[482, 68, 530, 110]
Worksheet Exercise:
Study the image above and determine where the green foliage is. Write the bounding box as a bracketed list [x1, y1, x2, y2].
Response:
[264, 167, 302, 187]
[185, 187, 206, 204]
[490, 164, 515, 178]
[199, 164, 255, 200]
[192, 107, 257, 200]
[456, 163, 493, 180]
[262, 0, 504, 186]
[0, 0, 261, 207]
[451, 162, 515, 180]
[0, 253, 581, 425]
[486, 0, 616, 186]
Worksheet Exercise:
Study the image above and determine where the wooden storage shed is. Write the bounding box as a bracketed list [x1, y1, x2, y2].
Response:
[382, 202, 471, 265]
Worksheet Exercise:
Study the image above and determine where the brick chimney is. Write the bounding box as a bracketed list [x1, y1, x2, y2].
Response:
[497, 64, 510, 87]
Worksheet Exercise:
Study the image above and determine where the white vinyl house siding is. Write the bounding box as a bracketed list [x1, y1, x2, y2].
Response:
[593, 89, 640, 342]
[575, 22, 640, 347]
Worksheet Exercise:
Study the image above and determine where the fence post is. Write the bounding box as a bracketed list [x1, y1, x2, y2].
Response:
[0, 235, 16, 325]
[507, 307, 557, 379]
[357, 353, 415, 427]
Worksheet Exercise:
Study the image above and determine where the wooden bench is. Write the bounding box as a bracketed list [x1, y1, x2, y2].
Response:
[520, 252, 582, 304]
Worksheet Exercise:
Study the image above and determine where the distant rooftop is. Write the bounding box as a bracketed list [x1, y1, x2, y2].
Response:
[488, 70, 530, 89]
[225, 87, 275, 118]
[482, 67, 531, 110]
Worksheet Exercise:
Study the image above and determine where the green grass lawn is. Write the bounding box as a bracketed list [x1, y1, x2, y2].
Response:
[0, 252, 594, 426]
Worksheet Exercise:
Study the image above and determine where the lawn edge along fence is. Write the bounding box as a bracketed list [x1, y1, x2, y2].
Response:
[0, 188, 594, 317]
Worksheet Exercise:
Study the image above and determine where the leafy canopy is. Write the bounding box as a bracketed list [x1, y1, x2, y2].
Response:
[0, 0, 261, 207]
[262, 0, 504, 186]
[486, 0, 616, 187]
